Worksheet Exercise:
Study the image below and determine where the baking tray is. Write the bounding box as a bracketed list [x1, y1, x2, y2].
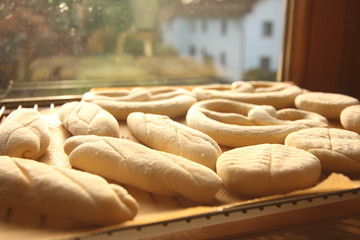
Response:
[0, 93, 359, 240]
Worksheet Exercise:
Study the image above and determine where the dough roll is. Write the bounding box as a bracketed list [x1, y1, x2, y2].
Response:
[58, 101, 120, 137]
[0, 156, 138, 227]
[0, 109, 50, 160]
[64, 135, 222, 204]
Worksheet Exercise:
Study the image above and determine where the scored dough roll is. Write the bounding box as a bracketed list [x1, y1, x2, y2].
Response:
[0, 156, 138, 228]
[64, 135, 222, 204]
[217, 144, 321, 197]
[58, 101, 120, 137]
[285, 127, 360, 174]
[0, 108, 50, 160]
[127, 112, 222, 170]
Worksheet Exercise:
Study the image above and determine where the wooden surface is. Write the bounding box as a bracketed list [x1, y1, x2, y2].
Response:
[141, 197, 360, 240]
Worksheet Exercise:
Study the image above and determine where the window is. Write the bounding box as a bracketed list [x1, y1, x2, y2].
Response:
[260, 56, 271, 71]
[201, 48, 208, 63]
[220, 52, 227, 66]
[0, 0, 285, 99]
[189, 18, 195, 32]
[262, 21, 273, 37]
[221, 18, 227, 35]
[201, 18, 207, 33]
[189, 45, 197, 57]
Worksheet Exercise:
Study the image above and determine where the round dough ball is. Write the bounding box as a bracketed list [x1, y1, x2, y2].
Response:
[340, 105, 360, 134]
[285, 127, 360, 174]
[295, 92, 359, 119]
[216, 144, 321, 197]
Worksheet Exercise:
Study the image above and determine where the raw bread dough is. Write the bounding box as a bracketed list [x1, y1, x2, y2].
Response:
[82, 88, 150, 102]
[127, 112, 222, 170]
[186, 99, 328, 147]
[295, 92, 359, 119]
[216, 144, 321, 197]
[58, 101, 120, 137]
[89, 92, 196, 120]
[0, 108, 50, 160]
[64, 135, 222, 204]
[285, 127, 360, 174]
[193, 81, 302, 109]
[340, 105, 360, 134]
[0, 156, 138, 228]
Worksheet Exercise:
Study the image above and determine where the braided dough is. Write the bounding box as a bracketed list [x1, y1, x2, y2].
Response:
[127, 112, 222, 170]
[216, 144, 321, 197]
[186, 99, 328, 147]
[193, 81, 303, 109]
[0, 109, 50, 160]
[295, 92, 359, 119]
[340, 105, 360, 134]
[285, 127, 360, 174]
[58, 101, 119, 137]
[0, 156, 138, 227]
[84, 87, 196, 120]
[64, 135, 222, 204]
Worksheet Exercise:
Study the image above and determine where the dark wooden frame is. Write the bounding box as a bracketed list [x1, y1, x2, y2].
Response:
[281, 0, 360, 99]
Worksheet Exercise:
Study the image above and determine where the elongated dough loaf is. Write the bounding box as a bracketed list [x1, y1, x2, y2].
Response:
[0, 109, 50, 160]
[64, 135, 222, 204]
[285, 127, 360, 174]
[217, 144, 321, 197]
[127, 112, 222, 170]
[0, 156, 138, 227]
[58, 101, 119, 137]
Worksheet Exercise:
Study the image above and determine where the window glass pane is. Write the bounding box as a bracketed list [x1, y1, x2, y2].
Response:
[0, 0, 285, 98]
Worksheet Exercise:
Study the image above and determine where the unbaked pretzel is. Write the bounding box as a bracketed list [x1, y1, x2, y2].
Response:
[232, 81, 293, 93]
[133, 86, 194, 101]
[82, 88, 150, 102]
[186, 99, 328, 148]
[193, 81, 303, 109]
[83, 87, 197, 120]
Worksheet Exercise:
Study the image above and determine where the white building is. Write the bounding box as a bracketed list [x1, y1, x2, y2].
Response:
[160, 0, 284, 82]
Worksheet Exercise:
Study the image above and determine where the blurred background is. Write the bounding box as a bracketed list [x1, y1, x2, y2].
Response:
[0, 0, 285, 98]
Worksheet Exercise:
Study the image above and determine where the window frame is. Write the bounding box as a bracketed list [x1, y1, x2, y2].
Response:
[280, 0, 360, 99]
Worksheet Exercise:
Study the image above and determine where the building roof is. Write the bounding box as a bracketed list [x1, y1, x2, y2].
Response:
[161, 0, 261, 21]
